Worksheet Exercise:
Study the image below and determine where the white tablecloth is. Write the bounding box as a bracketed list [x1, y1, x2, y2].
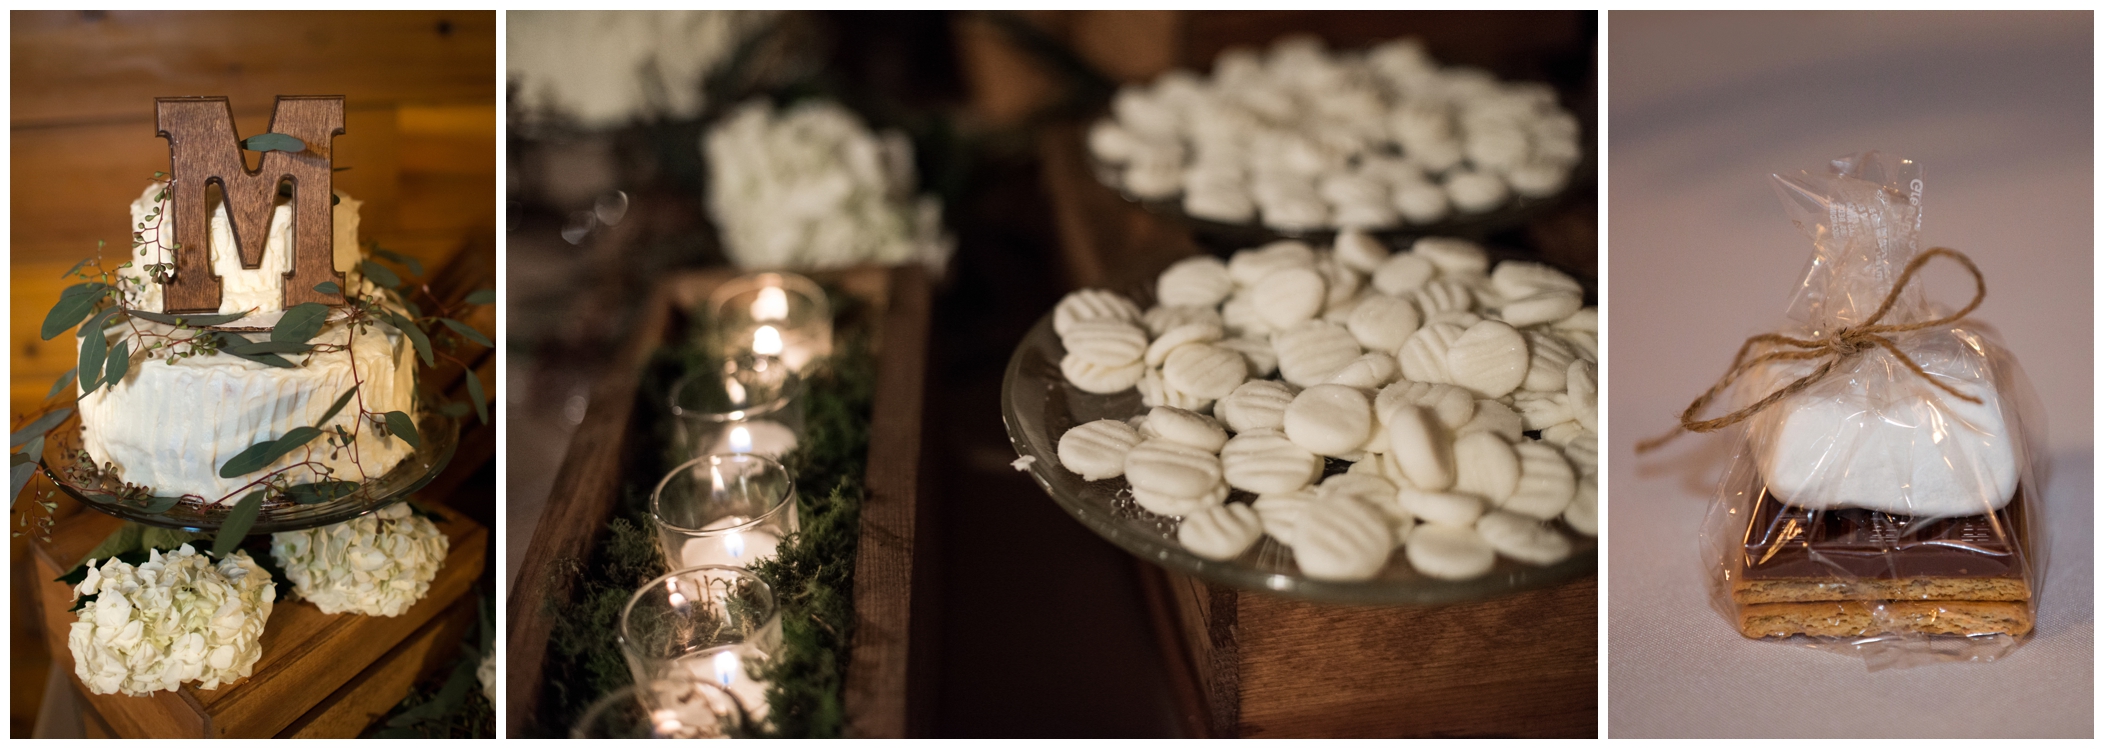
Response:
[1606, 11, 2092, 738]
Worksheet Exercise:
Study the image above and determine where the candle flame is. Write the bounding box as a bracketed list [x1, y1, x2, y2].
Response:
[752, 325, 783, 356]
[729, 426, 753, 454]
[713, 650, 739, 687]
[725, 531, 746, 559]
[751, 286, 789, 321]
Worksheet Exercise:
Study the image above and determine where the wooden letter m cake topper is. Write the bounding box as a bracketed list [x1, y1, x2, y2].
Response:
[154, 95, 346, 313]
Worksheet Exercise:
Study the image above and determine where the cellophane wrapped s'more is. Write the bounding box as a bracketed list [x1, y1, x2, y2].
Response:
[1691, 152, 2046, 667]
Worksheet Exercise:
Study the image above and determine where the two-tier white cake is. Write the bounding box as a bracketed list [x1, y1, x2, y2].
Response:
[76, 183, 419, 504]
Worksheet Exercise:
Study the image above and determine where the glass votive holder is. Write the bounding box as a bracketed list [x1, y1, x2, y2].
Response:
[668, 353, 805, 460]
[652, 453, 800, 570]
[570, 679, 747, 739]
[710, 272, 833, 371]
[619, 566, 784, 723]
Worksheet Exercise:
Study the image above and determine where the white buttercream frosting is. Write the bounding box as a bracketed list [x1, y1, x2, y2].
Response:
[120, 182, 364, 317]
[81, 186, 416, 504]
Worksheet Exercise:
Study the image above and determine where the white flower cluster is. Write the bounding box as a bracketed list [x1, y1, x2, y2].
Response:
[1091, 34, 1583, 231]
[478, 651, 497, 703]
[508, 10, 779, 130]
[270, 503, 449, 617]
[68, 545, 276, 696]
[705, 99, 953, 274]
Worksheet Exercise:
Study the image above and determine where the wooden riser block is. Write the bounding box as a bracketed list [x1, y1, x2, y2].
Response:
[31, 503, 486, 738]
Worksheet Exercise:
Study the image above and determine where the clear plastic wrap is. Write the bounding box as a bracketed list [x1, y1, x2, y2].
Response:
[1691, 153, 2046, 668]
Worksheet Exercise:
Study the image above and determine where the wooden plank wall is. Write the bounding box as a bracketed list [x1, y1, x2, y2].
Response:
[10, 10, 497, 419]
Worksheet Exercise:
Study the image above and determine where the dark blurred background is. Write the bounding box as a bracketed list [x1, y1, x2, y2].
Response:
[505, 10, 1595, 736]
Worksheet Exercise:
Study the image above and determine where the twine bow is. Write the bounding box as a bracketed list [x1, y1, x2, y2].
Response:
[1635, 247, 1986, 454]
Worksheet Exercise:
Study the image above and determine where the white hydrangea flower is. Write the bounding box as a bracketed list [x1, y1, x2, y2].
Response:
[270, 503, 449, 617]
[67, 545, 276, 696]
[704, 99, 954, 275]
[478, 651, 497, 703]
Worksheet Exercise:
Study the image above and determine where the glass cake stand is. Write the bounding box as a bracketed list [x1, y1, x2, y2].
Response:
[1001, 312, 1596, 605]
[35, 394, 460, 534]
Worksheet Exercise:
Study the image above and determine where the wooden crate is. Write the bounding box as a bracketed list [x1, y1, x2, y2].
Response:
[505, 263, 934, 737]
[28, 503, 487, 737]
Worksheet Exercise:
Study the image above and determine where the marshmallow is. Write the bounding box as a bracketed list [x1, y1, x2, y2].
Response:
[1755, 369, 2017, 514]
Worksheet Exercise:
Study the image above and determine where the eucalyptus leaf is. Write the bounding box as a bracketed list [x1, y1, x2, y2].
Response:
[78, 317, 109, 395]
[464, 370, 489, 424]
[361, 259, 402, 290]
[464, 288, 495, 305]
[12, 408, 73, 447]
[243, 133, 307, 153]
[314, 281, 342, 296]
[46, 368, 78, 400]
[439, 401, 470, 418]
[285, 480, 358, 505]
[105, 340, 130, 387]
[317, 387, 359, 426]
[273, 302, 330, 343]
[383, 411, 421, 449]
[218, 426, 324, 478]
[61, 257, 94, 279]
[372, 247, 425, 277]
[387, 312, 435, 367]
[74, 523, 143, 573]
[128, 309, 252, 327]
[212, 332, 298, 368]
[10, 437, 41, 507]
[212, 491, 265, 558]
[140, 525, 201, 550]
[139, 495, 184, 514]
[41, 283, 108, 340]
[439, 318, 493, 348]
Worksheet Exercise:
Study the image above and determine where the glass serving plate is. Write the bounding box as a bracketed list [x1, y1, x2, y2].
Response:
[37, 394, 460, 534]
[1001, 312, 1596, 605]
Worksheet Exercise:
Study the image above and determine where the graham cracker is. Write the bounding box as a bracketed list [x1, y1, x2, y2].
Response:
[1737, 600, 2033, 639]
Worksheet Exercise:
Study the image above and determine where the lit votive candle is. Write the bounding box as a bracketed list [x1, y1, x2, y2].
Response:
[712, 273, 833, 371]
[669, 354, 805, 461]
[619, 566, 784, 733]
[677, 645, 773, 724]
[652, 453, 800, 570]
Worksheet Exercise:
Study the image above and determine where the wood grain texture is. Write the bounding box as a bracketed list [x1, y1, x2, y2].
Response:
[1037, 123, 1205, 291]
[155, 95, 346, 311]
[31, 503, 487, 738]
[843, 265, 936, 738]
[277, 596, 477, 738]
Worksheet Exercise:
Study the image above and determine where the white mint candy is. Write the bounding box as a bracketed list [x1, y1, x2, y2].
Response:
[1316, 255, 1362, 310]
[1142, 305, 1222, 336]
[1058, 419, 1141, 480]
[1228, 240, 1316, 287]
[1146, 322, 1225, 367]
[1476, 511, 1572, 566]
[1398, 489, 1486, 527]
[1563, 433, 1598, 476]
[1062, 355, 1145, 394]
[1384, 404, 1455, 491]
[1283, 385, 1375, 457]
[1218, 336, 1279, 377]
[1221, 429, 1323, 494]
[1252, 266, 1328, 329]
[1179, 503, 1264, 560]
[1521, 331, 1577, 393]
[1142, 406, 1229, 452]
[1123, 159, 1183, 200]
[1405, 523, 1496, 581]
[1552, 307, 1598, 333]
[1371, 252, 1437, 296]
[1133, 480, 1229, 517]
[1346, 293, 1421, 353]
[1320, 472, 1408, 540]
[1507, 161, 1571, 199]
[1220, 294, 1271, 337]
[1138, 367, 1210, 411]
[1272, 321, 1362, 387]
[1392, 180, 1451, 224]
[1125, 439, 1224, 499]
[1397, 323, 1467, 385]
[1566, 359, 1597, 434]
[1426, 309, 1484, 329]
[1446, 320, 1529, 398]
[1186, 186, 1256, 223]
[1088, 120, 1140, 163]
[1054, 289, 1142, 336]
[1261, 193, 1330, 231]
[1333, 227, 1390, 273]
[1503, 441, 1576, 520]
[1450, 431, 1520, 503]
[1444, 168, 1507, 213]
[1325, 353, 1401, 390]
[1294, 494, 1394, 581]
[1500, 290, 1584, 328]
[1458, 399, 1525, 442]
[1413, 237, 1490, 277]
[1157, 256, 1234, 308]
[1413, 278, 1475, 315]
[1491, 260, 1583, 298]
[1062, 320, 1148, 366]
[1163, 343, 1248, 400]
[1511, 392, 1573, 431]
[1563, 481, 1597, 536]
[1560, 329, 1598, 360]
[1540, 421, 1587, 446]
[1375, 380, 1475, 430]
[1218, 380, 1296, 434]
[1253, 488, 1318, 547]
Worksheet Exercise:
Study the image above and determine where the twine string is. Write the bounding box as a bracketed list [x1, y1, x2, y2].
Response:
[1634, 247, 1986, 454]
